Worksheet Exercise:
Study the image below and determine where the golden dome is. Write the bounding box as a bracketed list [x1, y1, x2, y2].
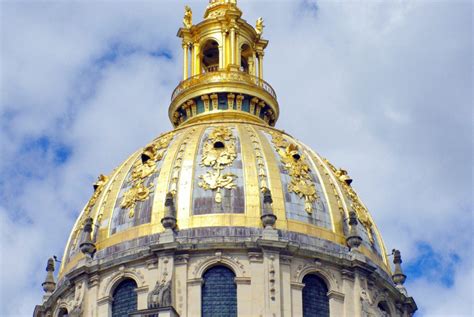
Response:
[59, 1, 390, 279]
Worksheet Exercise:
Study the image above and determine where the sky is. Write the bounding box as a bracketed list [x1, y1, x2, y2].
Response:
[0, 0, 472, 316]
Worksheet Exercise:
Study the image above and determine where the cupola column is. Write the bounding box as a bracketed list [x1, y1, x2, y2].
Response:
[219, 31, 226, 69]
[251, 51, 257, 76]
[258, 52, 264, 79]
[191, 42, 201, 76]
[190, 43, 195, 77]
[182, 42, 189, 80]
[230, 26, 236, 65]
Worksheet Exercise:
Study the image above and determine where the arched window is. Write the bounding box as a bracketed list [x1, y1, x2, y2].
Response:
[201, 40, 219, 73]
[57, 308, 68, 317]
[201, 265, 237, 317]
[377, 301, 391, 316]
[302, 274, 329, 317]
[112, 279, 138, 317]
[240, 44, 252, 74]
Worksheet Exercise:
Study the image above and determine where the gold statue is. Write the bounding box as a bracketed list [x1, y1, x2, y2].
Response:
[183, 6, 193, 29]
[255, 17, 264, 35]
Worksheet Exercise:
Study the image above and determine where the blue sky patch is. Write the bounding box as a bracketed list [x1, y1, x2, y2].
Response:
[405, 242, 460, 288]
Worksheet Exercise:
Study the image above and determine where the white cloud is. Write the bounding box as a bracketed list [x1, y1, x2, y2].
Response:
[0, 0, 472, 316]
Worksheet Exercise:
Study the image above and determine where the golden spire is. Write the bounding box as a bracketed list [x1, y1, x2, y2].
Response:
[171, 2, 278, 128]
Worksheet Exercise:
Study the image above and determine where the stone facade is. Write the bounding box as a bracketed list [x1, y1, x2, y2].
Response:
[34, 227, 416, 317]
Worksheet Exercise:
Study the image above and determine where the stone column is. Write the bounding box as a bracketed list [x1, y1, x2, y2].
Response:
[136, 285, 149, 310]
[279, 256, 292, 317]
[235, 277, 252, 316]
[327, 290, 345, 317]
[87, 274, 100, 317]
[187, 278, 203, 317]
[97, 295, 112, 317]
[341, 269, 356, 317]
[353, 271, 363, 317]
[248, 252, 264, 316]
[174, 254, 189, 317]
[290, 282, 304, 316]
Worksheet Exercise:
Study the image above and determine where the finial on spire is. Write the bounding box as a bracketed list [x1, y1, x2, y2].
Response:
[392, 249, 408, 295]
[260, 188, 278, 240]
[161, 192, 177, 231]
[346, 211, 362, 251]
[160, 192, 178, 244]
[42, 258, 56, 295]
[79, 217, 96, 258]
[255, 17, 264, 35]
[183, 6, 192, 29]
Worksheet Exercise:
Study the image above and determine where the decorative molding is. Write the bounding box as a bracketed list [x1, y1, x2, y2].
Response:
[268, 255, 276, 301]
[99, 266, 146, 298]
[290, 282, 305, 291]
[327, 290, 345, 302]
[192, 253, 246, 278]
[248, 252, 263, 263]
[294, 262, 339, 292]
[187, 278, 204, 286]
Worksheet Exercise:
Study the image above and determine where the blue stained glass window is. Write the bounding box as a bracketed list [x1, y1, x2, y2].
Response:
[302, 274, 329, 317]
[112, 279, 137, 317]
[202, 266, 237, 317]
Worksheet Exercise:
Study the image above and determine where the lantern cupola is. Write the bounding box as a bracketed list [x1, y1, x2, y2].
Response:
[171, 0, 278, 128]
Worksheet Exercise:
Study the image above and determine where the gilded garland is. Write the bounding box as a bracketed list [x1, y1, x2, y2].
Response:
[121, 133, 174, 218]
[69, 174, 109, 256]
[324, 158, 375, 244]
[198, 126, 238, 203]
[269, 131, 318, 213]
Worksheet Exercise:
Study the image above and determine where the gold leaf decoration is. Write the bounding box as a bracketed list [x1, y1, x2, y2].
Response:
[198, 126, 238, 203]
[324, 158, 375, 245]
[121, 133, 174, 218]
[269, 132, 318, 213]
[121, 181, 154, 218]
[85, 174, 109, 216]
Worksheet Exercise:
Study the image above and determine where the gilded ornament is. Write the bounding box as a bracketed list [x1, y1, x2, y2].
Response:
[183, 6, 192, 28]
[270, 132, 318, 213]
[248, 127, 269, 192]
[121, 181, 154, 218]
[198, 126, 238, 203]
[120, 133, 174, 218]
[323, 158, 375, 244]
[85, 174, 109, 215]
[255, 17, 264, 35]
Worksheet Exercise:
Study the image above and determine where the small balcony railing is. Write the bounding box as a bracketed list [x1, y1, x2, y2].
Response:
[204, 64, 219, 72]
[171, 70, 277, 102]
